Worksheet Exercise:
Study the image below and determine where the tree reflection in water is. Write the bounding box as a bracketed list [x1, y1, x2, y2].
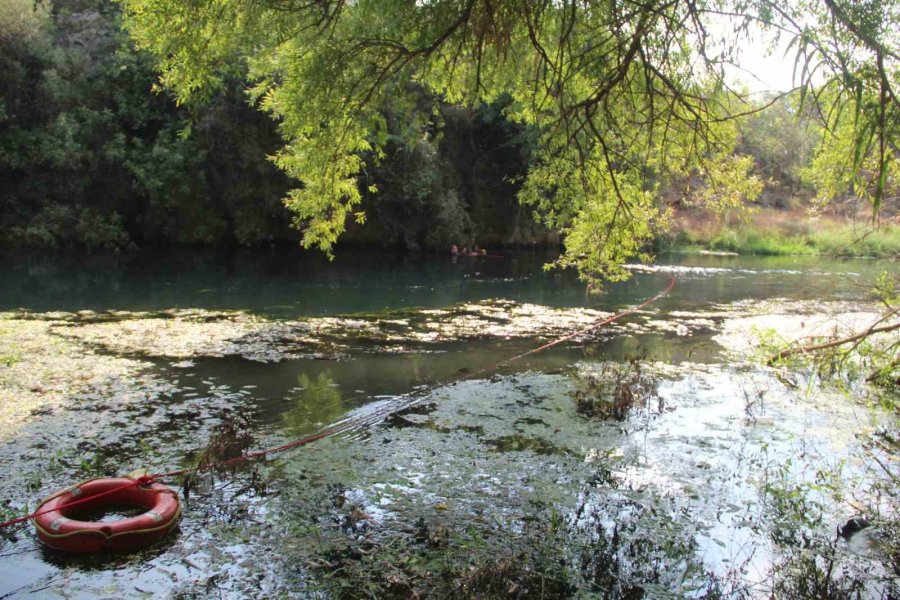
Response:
[281, 372, 345, 438]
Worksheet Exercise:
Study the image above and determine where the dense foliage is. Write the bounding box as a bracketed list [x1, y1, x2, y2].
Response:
[353, 96, 554, 249]
[117, 0, 748, 279]
[0, 0, 293, 249]
[736, 96, 818, 208]
[0, 0, 558, 251]
[2, 0, 897, 268]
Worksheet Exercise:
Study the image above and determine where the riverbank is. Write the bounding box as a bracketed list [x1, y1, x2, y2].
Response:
[663, 209, 900, 258]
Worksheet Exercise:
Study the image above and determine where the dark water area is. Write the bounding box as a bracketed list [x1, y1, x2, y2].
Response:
[0, 249, 896, 598]
[0, 248, 889, 317]
[0, 248, 584, 317]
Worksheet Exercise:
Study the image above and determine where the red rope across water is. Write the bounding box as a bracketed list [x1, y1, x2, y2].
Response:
[0, 272, 675, 531]
[0, 420, 359, 530]
[481, 272, 676, 374]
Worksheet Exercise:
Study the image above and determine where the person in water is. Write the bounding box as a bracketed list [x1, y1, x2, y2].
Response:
[456, 245, 485, 257]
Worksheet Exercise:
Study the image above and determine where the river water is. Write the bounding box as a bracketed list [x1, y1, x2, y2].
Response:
[0, 249, 896, 598]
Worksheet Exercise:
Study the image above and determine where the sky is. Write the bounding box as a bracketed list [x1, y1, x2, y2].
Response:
[705, 12, 802, 95]
[731, 36, 794, 92]
[731, 32, 798, 94]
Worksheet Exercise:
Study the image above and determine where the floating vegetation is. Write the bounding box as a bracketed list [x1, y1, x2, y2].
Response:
[51, 303, 622, 362]
[485, 434, 567, 455]
[54, 310, 287, 362]
[267, 369, 800, 598]
[0, 316, 150, 440]
[1, 273, 897, 597]
[29, 300, 731, 367]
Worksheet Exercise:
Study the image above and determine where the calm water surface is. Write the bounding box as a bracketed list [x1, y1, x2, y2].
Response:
[0, 248, 888, 316]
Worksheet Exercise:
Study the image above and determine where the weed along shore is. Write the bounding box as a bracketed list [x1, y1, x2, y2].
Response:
[0, 251, 897, 597]
[665, 209, 900, 258]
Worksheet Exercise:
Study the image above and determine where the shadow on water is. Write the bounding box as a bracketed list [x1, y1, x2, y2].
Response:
[0, 248, 588, 317]
[37, 534, 176, 572]
[1, 248, 891, 318]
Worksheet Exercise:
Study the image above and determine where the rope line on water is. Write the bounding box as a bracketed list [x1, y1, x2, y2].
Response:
[0, 272, 675, 531]
[484, 272, 676, 374]
[0, 421, 357, 530]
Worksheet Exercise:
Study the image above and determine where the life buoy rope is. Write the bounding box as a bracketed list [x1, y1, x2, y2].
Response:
[478, 272, 676, 375]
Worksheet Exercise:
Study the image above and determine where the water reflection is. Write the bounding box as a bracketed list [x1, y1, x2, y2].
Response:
[281, 373, 346, 437]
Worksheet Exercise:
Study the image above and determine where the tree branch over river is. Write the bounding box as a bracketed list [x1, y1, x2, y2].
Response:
[119, 0, 899, 282]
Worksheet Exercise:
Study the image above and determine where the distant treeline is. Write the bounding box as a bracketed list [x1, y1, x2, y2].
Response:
[0, 0, 559, 251]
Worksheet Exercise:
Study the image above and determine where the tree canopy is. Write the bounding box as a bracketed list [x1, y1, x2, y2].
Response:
[0, 0, 296, 249]
[119, 0, 899, 281]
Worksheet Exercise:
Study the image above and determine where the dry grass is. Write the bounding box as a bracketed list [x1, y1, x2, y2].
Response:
[667, 208, 900, 257]
[573, 356, 658, 420]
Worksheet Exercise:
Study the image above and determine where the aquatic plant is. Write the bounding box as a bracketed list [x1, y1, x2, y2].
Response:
[718, 295, 900, 596]
[762, 272, 899, 402]
[749, 438, 900, 599]
[771, 551, 867, 600]
[181, 410, 266, 501]
[572, 355, 659, 421]
[279, 457, 736, 598]
[0, 501, 24, 543]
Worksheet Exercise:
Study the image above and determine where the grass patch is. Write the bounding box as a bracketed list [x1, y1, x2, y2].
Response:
[807, 224, 900, 257]
[707, 228, 814, 255]
[664, 210, 900, 257]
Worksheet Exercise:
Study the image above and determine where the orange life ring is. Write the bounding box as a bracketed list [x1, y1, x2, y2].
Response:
[33, 477, 180, 553]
